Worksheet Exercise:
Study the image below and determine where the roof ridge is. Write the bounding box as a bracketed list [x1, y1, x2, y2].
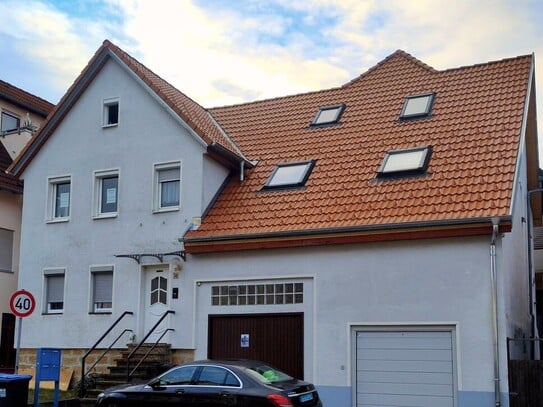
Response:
[440, 53, 533, 74]
[341, 49, 437, 88]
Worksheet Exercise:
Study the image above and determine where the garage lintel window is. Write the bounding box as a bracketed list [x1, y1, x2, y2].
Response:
[212, 282, 304, 306]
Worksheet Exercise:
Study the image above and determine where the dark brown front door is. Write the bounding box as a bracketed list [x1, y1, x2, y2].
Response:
[0, 313, 15, 372]
[208, 313, 304, 379]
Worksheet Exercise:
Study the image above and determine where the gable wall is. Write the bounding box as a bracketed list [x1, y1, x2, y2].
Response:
[17, 58, 228, 347]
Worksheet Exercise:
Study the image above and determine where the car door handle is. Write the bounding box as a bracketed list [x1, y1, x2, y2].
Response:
[220, 391, 230, 397]
[175, 389, 185, 394]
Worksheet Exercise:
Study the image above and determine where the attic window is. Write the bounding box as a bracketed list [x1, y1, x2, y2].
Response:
[264, 160, 315, 189]
[400, 93, 435, 119]
[103, 98, 119, 127]
[378, 146, 432, 177]
[311, 104, 345, 126]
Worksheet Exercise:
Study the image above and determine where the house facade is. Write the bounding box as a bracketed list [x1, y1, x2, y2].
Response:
[9, 41, 539, 407]
[0, 80, 53, 372]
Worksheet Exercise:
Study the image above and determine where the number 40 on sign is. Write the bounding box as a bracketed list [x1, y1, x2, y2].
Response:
[9, 290, 36, 318]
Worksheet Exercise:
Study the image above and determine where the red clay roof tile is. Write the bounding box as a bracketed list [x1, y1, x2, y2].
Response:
[185, 50, 534, 242]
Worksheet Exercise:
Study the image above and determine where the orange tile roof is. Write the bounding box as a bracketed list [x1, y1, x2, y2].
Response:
[0, 80, 54, 117]
[184, 50, 535, 245]
[0, 142, 22, 193]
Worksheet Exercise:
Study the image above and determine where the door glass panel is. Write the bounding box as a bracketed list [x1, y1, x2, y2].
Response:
[150, 276, 168, 305]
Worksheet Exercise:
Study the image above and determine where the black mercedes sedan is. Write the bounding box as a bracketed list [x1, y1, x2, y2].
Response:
[95, 359, 323, 406]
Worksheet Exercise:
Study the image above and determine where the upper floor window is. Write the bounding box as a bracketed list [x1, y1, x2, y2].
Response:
[154, 162, 181, 212]
[1, 111, 20, 133]
[263, 160, 315, 190]
[399, 93, 435, 120]
[310, 104, 345, 126]
[93, 169, 119, 218]
[44, 268, 65, 314]
[0, 228, 14, 273]
[91, 266, 113, 313]
[102, 98, 119, 127]
[377, 146, 432, 178]
[47, 175, 71, 222]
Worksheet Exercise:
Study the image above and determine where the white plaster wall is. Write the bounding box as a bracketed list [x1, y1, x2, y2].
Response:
[0, 191, 22, 314]
[17, 58, 228, 348]
[202, 155, 229, 212]
[180, 236, 498, 393]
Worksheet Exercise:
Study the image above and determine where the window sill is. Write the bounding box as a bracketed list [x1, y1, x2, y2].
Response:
[102, 123, 118, 129]
[46, 217, 70, 224]
[153, 206, 180, 214]
[89, 311, 112, 315]
[93, 213, 118, 220]
[42, 312, 63, 315]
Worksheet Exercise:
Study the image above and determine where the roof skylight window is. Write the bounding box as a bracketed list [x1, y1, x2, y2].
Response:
[400, 93, 435, 119]
[264, 160, 315, 189]
[311, 104, 345, 126]
[378, 146, 432, 177]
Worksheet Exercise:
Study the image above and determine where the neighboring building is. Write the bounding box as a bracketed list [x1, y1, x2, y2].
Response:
[8, 41, 539, 406]
[0, 80, 53, 372]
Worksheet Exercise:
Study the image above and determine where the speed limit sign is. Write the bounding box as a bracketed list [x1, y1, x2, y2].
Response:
[9, 290, 36, 318]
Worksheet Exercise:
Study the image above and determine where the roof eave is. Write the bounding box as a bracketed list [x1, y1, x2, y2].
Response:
[183, 216, 513, 253]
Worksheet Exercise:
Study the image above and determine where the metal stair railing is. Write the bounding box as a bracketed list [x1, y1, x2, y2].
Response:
[80, 311, 134, 397]
[126, 309, 175, 381]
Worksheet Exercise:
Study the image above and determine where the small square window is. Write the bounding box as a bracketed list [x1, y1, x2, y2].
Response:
[93, 169, 119, 218]
[264, 160, 315, 189]
[47, 176, 71, 222]
[154, 162, 181, 212]
[1, 111, 20, 133]
[400, 93, 435, 119]
[311, 104, 345, 126]
[44, 269, 65, 314]
[91, 266, 113, 313]
[103, 98, 119, 127]
[378, 146, 432, 177]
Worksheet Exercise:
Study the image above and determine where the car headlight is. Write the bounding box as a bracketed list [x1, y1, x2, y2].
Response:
[97, 392, 105, 400]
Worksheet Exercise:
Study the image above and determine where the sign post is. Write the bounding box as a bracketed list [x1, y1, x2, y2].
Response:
[9, 290, 36, 374]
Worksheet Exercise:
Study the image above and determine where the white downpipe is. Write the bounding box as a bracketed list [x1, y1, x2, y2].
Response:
[490, 218, 501, 407]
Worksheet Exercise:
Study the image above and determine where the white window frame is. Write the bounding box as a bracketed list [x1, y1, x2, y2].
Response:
[90, 265, 114, 313]
[153, 161, 181, 213]
[93, 169, 120, 219]
[102, 97, 120, 128]
[0, 228, 14, 273]
[46, 175, 71, 223]
[44, 268, 66, 314]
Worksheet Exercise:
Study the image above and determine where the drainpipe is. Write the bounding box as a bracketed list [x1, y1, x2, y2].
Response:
[490, 217, 501, 407]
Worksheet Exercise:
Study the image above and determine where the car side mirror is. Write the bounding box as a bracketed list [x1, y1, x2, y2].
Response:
[148, 379, 165, 390]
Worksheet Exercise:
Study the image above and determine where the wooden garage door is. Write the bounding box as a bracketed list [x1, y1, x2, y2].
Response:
[208, 313, 303, 379]
[356, 330, 455, 407]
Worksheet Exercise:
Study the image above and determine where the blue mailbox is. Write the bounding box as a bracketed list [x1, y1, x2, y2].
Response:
[35, 348, 61, 407]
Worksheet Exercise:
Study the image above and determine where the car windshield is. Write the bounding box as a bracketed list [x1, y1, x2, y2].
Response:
[244, 364, 293, 384]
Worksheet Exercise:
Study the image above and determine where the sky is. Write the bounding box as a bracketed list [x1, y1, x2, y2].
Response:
[1, 0, 543, 150]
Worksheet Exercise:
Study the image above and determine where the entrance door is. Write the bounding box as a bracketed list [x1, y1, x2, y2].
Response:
[0, 313, 15, 372]
[144, 267, 171, 343]
[208, 313, 304, 379]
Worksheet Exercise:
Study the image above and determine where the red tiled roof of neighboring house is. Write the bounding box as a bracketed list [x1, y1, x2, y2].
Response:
[0, 80, 54, 117]
[184, 50, 536, 249]
[0, 142, 22, 193]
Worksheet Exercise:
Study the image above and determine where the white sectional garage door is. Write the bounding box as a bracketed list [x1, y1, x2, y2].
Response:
[355, 330, 455, 407]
